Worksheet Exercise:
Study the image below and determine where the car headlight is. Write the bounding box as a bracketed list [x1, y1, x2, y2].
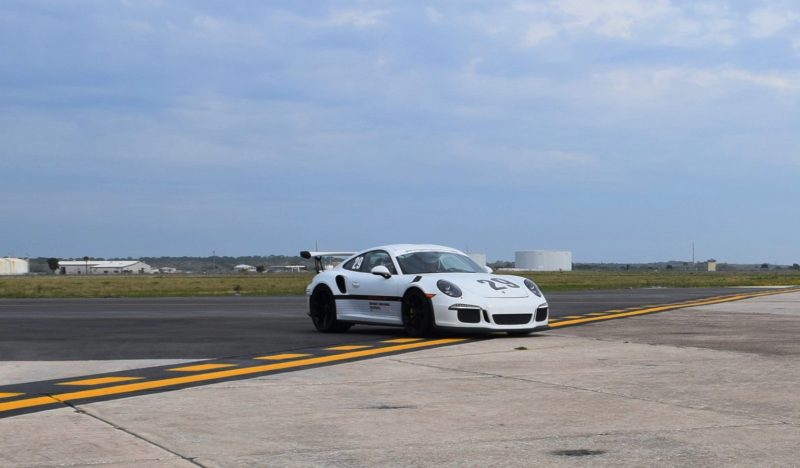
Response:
[437, 279, 462, 298]
[524, 279, 542, 297]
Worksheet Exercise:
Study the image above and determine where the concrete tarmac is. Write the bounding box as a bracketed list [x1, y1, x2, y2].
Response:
[1, 290, 798, 467]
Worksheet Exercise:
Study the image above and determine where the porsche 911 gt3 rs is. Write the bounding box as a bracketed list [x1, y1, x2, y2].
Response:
[300, 244, 549, 336]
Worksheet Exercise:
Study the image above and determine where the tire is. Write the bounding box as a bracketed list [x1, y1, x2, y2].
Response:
[309, 286, 352, 333]
[402, 289, 435, 337]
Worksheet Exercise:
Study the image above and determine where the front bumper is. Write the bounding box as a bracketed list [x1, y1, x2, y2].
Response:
[431, 296, 549, 331]
[436, 324, 550, 335]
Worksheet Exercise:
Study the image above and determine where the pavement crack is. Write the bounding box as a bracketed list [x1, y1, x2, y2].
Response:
[52, 397, 206, 467]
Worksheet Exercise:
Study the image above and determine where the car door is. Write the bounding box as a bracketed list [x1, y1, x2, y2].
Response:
[339, 250, 403, 324]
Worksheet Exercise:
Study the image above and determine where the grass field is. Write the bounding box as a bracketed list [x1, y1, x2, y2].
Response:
[2, 271, 800, 299]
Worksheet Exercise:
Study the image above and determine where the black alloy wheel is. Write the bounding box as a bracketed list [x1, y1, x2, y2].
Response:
[310, 286, 352, 333]
[402, 289, 435, 337]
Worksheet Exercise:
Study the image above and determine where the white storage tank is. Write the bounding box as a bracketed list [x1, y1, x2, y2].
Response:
[515, 251, 572, 271]
[0, 258, 30, 275]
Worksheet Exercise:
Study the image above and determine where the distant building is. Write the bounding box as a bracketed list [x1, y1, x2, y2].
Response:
[267, 265, 307, 273]
[0, 258, 29, 276]
[58, 260, 154, 275]
[515, 250, 573, 271]
[706, 259, 717, 272]
[233, 264, 257, 273]
[468, 253, 487, 267]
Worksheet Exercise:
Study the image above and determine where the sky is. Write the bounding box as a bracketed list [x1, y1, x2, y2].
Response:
[1, 1, 799, 263]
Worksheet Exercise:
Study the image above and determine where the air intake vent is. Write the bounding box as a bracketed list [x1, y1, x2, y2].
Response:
[457, 309, 481, 323]
[493, 314, 532, 325]
[335, 276, 347, 294]
[535, 306, 548, 322]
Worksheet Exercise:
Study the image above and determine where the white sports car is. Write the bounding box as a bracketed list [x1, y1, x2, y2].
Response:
[300, 244, 549, 336]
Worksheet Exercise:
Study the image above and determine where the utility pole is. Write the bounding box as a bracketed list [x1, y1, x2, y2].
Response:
[692, 242, 695, 270]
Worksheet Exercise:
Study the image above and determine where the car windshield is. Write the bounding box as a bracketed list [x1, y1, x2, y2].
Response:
[396, 251, 485, 274]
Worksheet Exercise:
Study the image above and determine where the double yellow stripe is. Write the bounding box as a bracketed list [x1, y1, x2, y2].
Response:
[0, 338, 464, 414]
[549, 288, 797, 328]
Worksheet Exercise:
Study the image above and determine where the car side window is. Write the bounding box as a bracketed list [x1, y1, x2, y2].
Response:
[362, 250, 398, 275]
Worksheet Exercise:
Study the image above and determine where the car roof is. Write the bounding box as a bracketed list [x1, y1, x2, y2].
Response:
[366, 244, 463, 257]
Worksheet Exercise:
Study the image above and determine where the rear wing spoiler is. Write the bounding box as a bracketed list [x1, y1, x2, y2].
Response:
[300, 251, 356, 273]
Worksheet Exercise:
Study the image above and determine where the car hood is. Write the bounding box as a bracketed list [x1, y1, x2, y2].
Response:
[433, 274, 532, 299]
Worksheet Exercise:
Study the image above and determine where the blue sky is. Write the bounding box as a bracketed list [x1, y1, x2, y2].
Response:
[1, 1, 799, 263]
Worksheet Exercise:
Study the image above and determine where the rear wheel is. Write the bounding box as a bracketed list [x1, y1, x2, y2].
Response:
[309, 286, 352, 333]
[402, 289, 435, 337]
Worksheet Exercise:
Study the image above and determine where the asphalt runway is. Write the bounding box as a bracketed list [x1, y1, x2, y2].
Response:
[0, 288, 765, 361]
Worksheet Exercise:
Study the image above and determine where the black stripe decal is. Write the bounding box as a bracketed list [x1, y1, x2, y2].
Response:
[334, 295, 403, 302]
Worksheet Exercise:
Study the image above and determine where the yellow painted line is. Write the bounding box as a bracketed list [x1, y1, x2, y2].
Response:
[0, 395, 61, 410]
[0, 338, 465, 414]
[254, 353, 312, 361]
[382, 338, 424, 343]
[561, 315, 584, 319]
[168, 364, 237, 372]
[325, 345, 372, 351]
[0, 393, 23, 399]
[58, 377, 144, 386]
[550, 289, 799, 328]
[586, 312, 610, 316]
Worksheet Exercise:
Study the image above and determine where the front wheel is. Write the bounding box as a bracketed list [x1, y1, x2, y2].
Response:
[309, 287, 352, 333]
[402, 289, 435, 337]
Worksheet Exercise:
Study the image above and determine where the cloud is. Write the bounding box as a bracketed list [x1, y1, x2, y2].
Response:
[748, 5, 800, 38]
[706, 69, 800, 91]
[553, 0, 673, 39]
[327, 9, 390, 28]
[193, 15, 224, 33]
[523, 22, 557, 45]
[425, 7, 443, 23]
[442, 140, 601, 185]
[599, 66, 800, 99]
[505, 0, 800, 48]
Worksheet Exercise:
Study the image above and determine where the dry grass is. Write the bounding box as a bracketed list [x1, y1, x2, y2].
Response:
[2, 270, 799, 299]
[0, 274, 312, 298]
[519, 270, 800, 291]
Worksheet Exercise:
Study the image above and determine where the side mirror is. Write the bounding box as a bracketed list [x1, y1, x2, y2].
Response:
[371, 265, 392, 279]
[485, 266, 493, 273]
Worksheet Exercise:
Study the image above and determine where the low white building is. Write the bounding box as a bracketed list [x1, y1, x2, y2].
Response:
[515, 250, 573, 271]
[0, 258, 29, 276]
[234, 264, 257, 273]
[468, 253, 487, 267]
[268, 265, 307, 273]
[92, 261, 154, 275]
[58, 260, 154, 275]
